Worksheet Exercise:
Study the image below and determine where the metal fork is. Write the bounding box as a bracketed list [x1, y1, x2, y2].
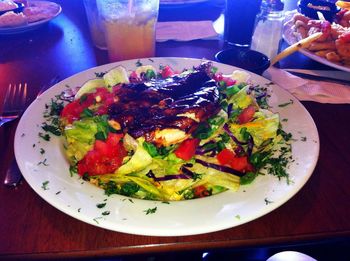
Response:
[3, 78, 60, 187]
[2, 83, 27, 187]
[0, 83, 27, 127]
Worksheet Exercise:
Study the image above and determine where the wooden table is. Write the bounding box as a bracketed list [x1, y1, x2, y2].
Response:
[0, 0, 349, 259]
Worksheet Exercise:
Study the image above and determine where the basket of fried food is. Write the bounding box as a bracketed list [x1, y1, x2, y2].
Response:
[289, 4, 350, 66]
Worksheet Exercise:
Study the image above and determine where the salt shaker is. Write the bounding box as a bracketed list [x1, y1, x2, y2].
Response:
[251, 0, 285, 60]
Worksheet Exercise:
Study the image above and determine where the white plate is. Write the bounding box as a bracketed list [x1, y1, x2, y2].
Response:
[283, 19, 350, 73]
[0, 1, 61, 35]
[14, 57, 319, 236]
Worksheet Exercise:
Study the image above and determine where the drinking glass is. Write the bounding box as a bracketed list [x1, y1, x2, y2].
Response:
[83, 0, 107, 50]
[224, 0, 262, 47]
[97, 0, 160, 62]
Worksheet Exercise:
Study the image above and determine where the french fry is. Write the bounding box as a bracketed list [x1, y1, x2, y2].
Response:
[270, 32, 323, 65]
[336, 1, 350, 10]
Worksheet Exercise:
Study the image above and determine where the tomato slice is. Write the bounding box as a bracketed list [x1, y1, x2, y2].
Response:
[238, 105, 255, 124]
[217, 148, 253, 172]
[61, 100, 86, 124]
[77, 133, 126, 176]
[230, 156, 249, 172]
[217, 148, 236, 166]
[193, 185, 211, 198]
[161, 65, 175, 78]
[174, 138, 200, 161]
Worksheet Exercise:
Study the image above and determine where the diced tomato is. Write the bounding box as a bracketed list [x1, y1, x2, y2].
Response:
[94, 89, 116, 115]
[61, 100, 86, 124]
[77, 133, 126, 176]
[217, 148, 236, 166]
[161, 65, 175, 78]
[106, 132, 123, 146]
[214, 73, 236, 87]
[174, 138, 200, 161]
[230, 156, 250, 172]
[61, 88, 118, 123]
[214, 73, 223, 81]
[193, 185, 211, 198]
[238, 105, 255, 124]
[223, 77, 236, 87]
[217, 148, 253, 172]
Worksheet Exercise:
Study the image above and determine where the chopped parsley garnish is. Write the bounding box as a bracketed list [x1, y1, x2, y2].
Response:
[193, 115, 225, 139]
[69, 165, 77, 177]
[96, 203, 106, 208]
[143, 142, 174, 158]
[38, 132, 50, 141]
[143, 142, 158, 157]
[278, 99, 294, 107]
[95, 131, 107, 141]
[38, 159, 49, 166]
[93, 217, 102, 224]
[264, 198, 273, 205]
[277, 129, 293, 142]
[120, 182, 140, 197]
[136, 60, 143, 67]
[102, 211, 110, 216]
[95, 72, 106, 78]
[210, 66, 218, 74]
[240, 172, 258, 185]
[41, 181, 49, 190]
[144, 207, 157, 215]
[41, 123, 61, 136]
[192, 173, 203, 181]
[224, 84, 241, 97]
[80, 108, 94, 118]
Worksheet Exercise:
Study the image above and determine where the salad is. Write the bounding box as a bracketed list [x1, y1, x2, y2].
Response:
[44, 61, 292, 201]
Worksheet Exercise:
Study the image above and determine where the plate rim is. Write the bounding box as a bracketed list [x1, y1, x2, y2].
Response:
[14, 57, 320, 236]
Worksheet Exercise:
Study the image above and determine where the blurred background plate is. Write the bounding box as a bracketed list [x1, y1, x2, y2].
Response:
[283, 13, 350, 73]
[0, 0, 61, 35]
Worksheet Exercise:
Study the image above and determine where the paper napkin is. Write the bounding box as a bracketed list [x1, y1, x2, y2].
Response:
[263, 67, 350, 104]
[156, 20, 219, 42]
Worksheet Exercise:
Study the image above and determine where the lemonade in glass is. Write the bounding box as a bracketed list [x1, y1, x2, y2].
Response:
[97, 0, 159, 62]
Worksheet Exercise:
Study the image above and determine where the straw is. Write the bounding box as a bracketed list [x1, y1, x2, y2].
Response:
[128, 0, 133, 15]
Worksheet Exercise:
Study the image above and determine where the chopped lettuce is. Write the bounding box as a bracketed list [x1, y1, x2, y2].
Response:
[228, 86, 254, 109]
[116, 138, 152, 175]
[228, 113, 280, 147]
[64, 118, 98, 163]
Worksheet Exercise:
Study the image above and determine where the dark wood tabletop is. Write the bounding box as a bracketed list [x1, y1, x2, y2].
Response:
[0, 0, 349, 260]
